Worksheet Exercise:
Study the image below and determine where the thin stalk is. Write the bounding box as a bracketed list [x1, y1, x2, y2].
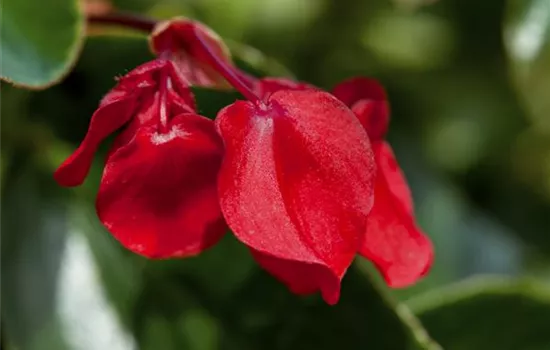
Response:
[192, 27, 261, 103]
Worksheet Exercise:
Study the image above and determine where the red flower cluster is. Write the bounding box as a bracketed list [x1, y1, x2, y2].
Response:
[55, 18, 433, 304]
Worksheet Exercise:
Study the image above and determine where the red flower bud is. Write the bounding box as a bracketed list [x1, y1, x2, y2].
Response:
[215, 90, 376, 304]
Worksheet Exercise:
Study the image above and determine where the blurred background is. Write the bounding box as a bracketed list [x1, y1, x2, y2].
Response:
[2, 0, 550, 349]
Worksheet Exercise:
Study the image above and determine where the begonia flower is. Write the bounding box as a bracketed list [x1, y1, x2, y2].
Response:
[191, 27, 377, 304]
[245, 76, 433, 287]
[215, 89, 376, 304]
[55, 58, 226, 258]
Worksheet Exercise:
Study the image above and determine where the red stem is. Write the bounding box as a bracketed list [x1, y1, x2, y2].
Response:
[87, 12, 157, 32]
[191, 27, 261, 104]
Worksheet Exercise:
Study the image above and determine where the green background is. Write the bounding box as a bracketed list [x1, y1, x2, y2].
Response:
[2, 0, 550, 349]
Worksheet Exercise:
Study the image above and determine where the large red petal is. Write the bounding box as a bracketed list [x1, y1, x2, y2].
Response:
[216, 90, 376, 304]
[96, 113, 226, 258]
[360, 142, 433, 287]
[332, 77, 390, 141]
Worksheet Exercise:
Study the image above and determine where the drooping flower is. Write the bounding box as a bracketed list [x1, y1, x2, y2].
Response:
[244, 76, 433, 287]
[215, 90, 376, 304]
[186, 26, 377, 304]
[55, 58, 226, 258]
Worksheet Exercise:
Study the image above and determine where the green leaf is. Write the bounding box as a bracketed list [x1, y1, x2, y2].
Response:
[0, 0, 84, 89]
[410, 276, 550, 350]
[505, 0, 550, 132]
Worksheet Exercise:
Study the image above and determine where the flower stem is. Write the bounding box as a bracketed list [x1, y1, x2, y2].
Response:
[87, 12, 157, 33]
[191, 27, 261, 104]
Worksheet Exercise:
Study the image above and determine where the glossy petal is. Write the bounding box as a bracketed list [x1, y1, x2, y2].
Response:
[96, 113, 226, 258]
[216, 90, 376, 304]
[54, 59, 195, 187]
[150, 18, 232, 88]
[252, 77, 317, 100]
[359, 142, 432, 287]
[332, 77, 390, 141]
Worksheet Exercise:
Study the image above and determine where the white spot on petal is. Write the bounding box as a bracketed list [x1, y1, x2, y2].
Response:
[151, 126, 190, 145]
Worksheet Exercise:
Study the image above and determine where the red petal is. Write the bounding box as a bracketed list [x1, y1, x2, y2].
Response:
[96, 113, 226, 258]
[216, 90, 376, 304]
[54, 94, 137, 187]
[332, 77, 387, 105]
[359, 142, 433, 287]
[252, 77, 318, 100]
[332, 77, 389, 141]
[378, 141, 414, 215]
[150, 18, 232, 89]
[54, 59, 196, 187]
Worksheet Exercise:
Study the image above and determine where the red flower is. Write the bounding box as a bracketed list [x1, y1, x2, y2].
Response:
[55, 58, 226, 258]
[247, 76, 433, 287]
[56, 19, 431, 304]
[215, 90, 375, 304]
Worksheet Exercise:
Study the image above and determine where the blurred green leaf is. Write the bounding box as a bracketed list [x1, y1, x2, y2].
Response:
[1, 157, 137, 350]
[1, 160, 71, 350]
[410, 276, 550, 350]
[505, 0, 550, 132]
[389, 0, 439, 11]
[0, 0, 84, 88]
[228, 41, 296, 79]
